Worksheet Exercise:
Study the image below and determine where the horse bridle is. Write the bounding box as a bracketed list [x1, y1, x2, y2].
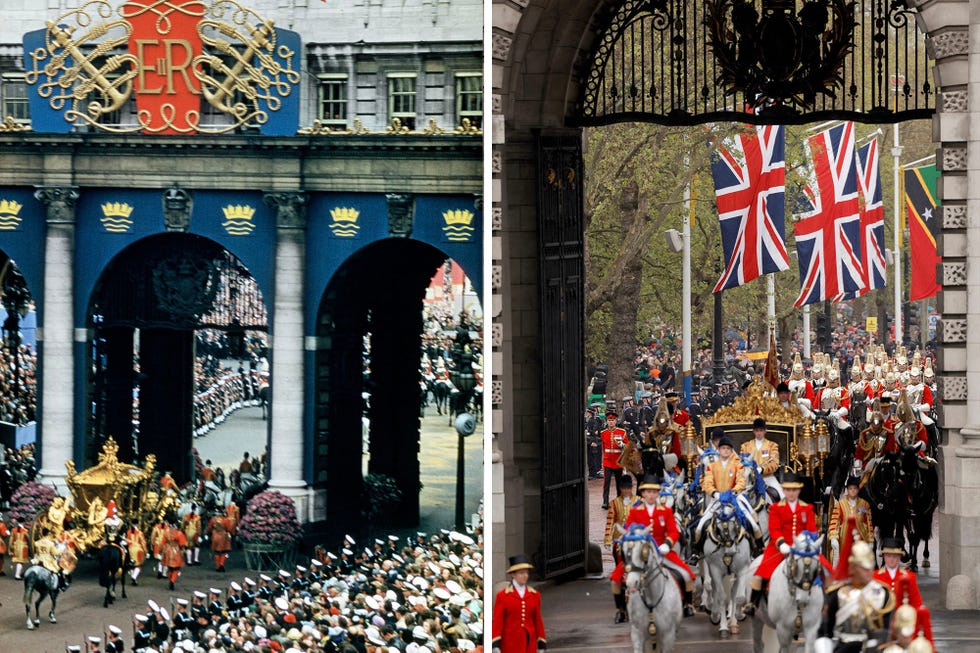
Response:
[620, 530, 670, 612]
[708, 503, 746, 574]
[784, 539, 821, 633]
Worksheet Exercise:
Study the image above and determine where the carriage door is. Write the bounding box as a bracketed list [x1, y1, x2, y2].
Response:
[537, 129, 587, 577]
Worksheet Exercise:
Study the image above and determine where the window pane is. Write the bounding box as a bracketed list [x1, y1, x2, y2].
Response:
[2, 79, 29, 121]
[320, 79, 347, 124]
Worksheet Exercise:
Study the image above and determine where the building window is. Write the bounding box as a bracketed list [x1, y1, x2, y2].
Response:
[387, 74, 417, 130]
[318, 76, 348, 127]
[455, 73, 482, 129]
[1, 76, 29, 123]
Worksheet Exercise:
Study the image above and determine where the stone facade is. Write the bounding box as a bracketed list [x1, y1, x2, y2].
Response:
[492, 0, 980, 606]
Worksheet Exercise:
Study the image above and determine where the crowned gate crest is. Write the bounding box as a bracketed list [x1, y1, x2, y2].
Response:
[23, 0, 301, 135]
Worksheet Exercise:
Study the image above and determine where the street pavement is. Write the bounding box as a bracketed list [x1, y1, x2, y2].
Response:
[533, 477, 980, 653]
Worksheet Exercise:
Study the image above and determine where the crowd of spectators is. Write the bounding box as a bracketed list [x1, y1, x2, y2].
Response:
[0, 342, 37, 425]
[0, 442, 37, 509]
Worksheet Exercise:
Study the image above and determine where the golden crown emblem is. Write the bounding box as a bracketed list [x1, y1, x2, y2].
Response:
[329, 207, 360, 223]
[442, 209, 475, 226]
[0, 199, 23, 216]
[222, 205, 257, 222]
[101, 202, 134, 218]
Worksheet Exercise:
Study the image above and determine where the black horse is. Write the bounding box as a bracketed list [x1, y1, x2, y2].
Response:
[815, 411, 856, 499]
[860, 451, 908, 565]
[97, 539, 128, 607]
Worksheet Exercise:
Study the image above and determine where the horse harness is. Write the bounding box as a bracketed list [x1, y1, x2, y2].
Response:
[621, 531, 671, 613]
[784, 543, 820, 634]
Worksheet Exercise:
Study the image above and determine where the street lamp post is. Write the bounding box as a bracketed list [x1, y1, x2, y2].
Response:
[448, 323, 476, 531]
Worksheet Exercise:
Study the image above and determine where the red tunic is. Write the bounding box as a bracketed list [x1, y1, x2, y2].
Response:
[873, 567, 922, 608]
[601, 427, 627, 469]
[126, 527, 147, 565]
[208, 515, 232, 552]
[161, 528, 186, 569]
[0, 523, 8, 554]
[610, 501, 693, 583]
[756, 500, 830, 580]
[492, 583, 547, 653]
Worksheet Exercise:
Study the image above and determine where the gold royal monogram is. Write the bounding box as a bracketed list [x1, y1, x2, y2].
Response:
[222, 204, 256, 236]
[441, 209, 475, 242]
[328, 207, 360, 237]
[100, 202, 135, 233]
[0, 199, 24, 231]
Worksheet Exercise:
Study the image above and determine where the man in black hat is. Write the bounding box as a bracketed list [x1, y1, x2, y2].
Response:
[739, 417, 784, 500]
[492, 554, 547, 652]
[873, 538, 922, 608]
[600, 411, 627, 510]
[585, 406, 604, 480]
[621, 396, 640, 440]
[828, 476, 873, 566]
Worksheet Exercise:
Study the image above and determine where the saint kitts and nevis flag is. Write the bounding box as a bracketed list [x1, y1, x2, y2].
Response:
[905, 164, 942, 301]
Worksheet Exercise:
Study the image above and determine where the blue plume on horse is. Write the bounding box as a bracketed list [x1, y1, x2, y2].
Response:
[791, 530, 821, 557]
[717, 490, 751, 530]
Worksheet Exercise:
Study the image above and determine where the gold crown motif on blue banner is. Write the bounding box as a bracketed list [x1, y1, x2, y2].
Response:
[100, 202, 135, 233]
[328, 207, 360, 237]
[222, 204, 257, 236]
[0, 199, 24, 231]
[441, 209, 475, 242]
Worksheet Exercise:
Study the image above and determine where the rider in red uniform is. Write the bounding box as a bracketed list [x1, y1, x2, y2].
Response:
[609, 476, 695, 617]
[746, 472, 830, 615]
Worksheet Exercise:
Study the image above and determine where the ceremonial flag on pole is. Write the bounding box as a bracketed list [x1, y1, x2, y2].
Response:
[792, 122, 865, 307]
[847, 138, 888, 298]
[763, 331, 780, 390]
[711, 125, 790, 293]
[904, 164, 941, 301]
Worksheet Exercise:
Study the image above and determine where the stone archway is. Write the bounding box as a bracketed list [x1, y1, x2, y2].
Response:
[492, 0, 978, 603]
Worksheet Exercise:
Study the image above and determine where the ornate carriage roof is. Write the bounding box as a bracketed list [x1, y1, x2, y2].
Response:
[703, 379, 807, 428]
[64, 437, 156, 490]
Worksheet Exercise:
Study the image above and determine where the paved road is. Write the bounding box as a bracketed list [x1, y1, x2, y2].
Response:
[194, 403, 483, 534]
[528, 477, 979, 653]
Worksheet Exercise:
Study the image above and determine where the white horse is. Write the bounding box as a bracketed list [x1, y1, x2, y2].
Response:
[751, 531, 825, 653]
[702, 493, 753, 638]
[739, 453, 772, 541]
[620, 524, 683, 653]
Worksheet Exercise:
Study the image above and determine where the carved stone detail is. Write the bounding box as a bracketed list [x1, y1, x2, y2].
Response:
[941, 204, 966, 229]
[492, 32, 513, 61]
[938, 375, 967, 402]
[492, 380, 503, 406]
[492, 265, 502, 291]
[263, 191, 307, 230]
[491, 322, 502, 348]
[492, 150, 502, 174]
[386, 194, 415, 238]
[492, 206, 502, 231]
[942, 261, 967, 286]
[492, 94, 502, 114]
[929, 30, 969, 59]
[938, 318, 967, 343]
[162, 183, 192, 232]
[34, 186, 79, 224]
[942, 145, 967, 172]
[941, 90, 968, 113]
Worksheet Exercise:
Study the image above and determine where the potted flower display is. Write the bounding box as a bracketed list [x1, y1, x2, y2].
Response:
[238, 490, 303, 571]
[7, 481, 57, 527]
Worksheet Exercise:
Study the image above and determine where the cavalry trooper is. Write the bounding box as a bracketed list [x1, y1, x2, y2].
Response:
[873, 538, 922, 609]
[855, 397, 894, 476]
[603, 474, 637, 624]
[892, 390, 935, 465]
[642, 400, 682, 475]
[828, 477, 873, 567]
[816, 537, 895, 652]
[740, 417, 783, 499]
[600, 410, 627, 510]
[746, 472, 830, 616]
[787, 353, 815, 405]
[610, 476, 696, 619]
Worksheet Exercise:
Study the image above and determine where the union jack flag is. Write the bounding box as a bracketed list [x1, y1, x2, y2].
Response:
[711, 125, 790, 293]
[792, 122, 864, 307]
[851, 138, 888, 297]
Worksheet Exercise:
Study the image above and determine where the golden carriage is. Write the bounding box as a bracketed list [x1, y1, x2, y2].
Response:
[31, 438, 179, 556]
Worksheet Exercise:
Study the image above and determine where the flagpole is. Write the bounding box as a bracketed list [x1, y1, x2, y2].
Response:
[892, 122, 903, 347]
[682, 173, 692, 404]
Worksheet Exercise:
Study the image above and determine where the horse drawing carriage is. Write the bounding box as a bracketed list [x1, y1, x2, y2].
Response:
[30, 437, 178, 557]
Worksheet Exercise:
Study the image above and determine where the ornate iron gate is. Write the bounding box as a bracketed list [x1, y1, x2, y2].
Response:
[576, 0, 933, 126]
[537, 130, 587, 578]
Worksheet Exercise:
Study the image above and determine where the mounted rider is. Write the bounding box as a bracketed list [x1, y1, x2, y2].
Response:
[641, 400, 682, 475]
[739, 417, 784, 500]
[32, 527, 69, 589]
[854, 397, 895, 476]
[905, 355, 935, 427]
[746, 472, 830, 616]
[693, 435, 763, 558]
[611, 476, 696, 618]
[816, 529, 895, 653]
[892, 390, 935, 466]
[787, 353, 815, 406]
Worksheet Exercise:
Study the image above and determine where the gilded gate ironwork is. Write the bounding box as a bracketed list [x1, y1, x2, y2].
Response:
[576, 0, 933, 126]
[537, 130, 587, 578]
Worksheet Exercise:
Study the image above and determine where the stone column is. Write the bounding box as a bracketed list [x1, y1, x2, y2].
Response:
[34, 186, 79, 492]
[263, 191, 309, 516]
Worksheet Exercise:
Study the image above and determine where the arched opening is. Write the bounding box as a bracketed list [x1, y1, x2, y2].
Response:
[0, 253, 38, 451]
[314, 239, 482, 537]
[85, 233, 270, 483]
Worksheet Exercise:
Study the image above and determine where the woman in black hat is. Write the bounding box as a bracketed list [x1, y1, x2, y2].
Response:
[491, 554, 547, 653]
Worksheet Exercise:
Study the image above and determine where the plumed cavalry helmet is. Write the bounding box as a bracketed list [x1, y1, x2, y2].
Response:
[869, 397, 884, 427]
[850, 358, 862, 382]
[892, 603, 918, 639]
[923, 357, 936, 383]
[896, 389, 916, 423]
[848, 539, 876, 570]
[652, 399, 671, 430]
[791, 352, 804, 380]
[826, 360, 841, 388]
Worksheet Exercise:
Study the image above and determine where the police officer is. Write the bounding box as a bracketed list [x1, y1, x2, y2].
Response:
[621, 396, 640, 440]
[585, 405, 604, 480]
